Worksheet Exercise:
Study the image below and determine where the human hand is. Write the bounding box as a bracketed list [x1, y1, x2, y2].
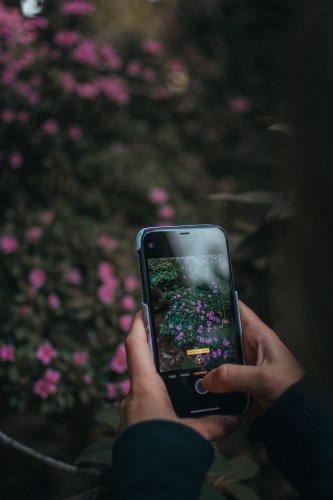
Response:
[203, 301, 304, 422]
[119, 311, 241, 441]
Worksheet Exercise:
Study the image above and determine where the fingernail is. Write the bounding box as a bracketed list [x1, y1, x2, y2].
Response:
[226, 416, 241, 431]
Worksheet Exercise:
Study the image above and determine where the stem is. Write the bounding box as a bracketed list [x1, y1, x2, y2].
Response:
[0, 429, 101, 481]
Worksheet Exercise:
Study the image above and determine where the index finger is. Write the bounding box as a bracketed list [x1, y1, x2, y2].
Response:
[125, 310, 158, 381]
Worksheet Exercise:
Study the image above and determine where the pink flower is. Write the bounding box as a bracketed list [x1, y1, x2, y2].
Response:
[27, 16, 49, 29]
[97, 234, 117, 251]
[98, 262, 114, 282]
[9, 151, 23, 169]
[33, 378, 55, 399]
[110, 141, 124, 153]
[97, 284, 114, 304]
[153, 86, 171, 99]
[47, 294, 60, 309]
[67, 125, 82, 140]
[30, 76, 41, 87]
[121, 295, 135, 311]
[106, 382, 117, 399]
[36, 343, 57, 365]
[64, 268, 81, 285]
[223, 339, 230, 346]
[26, 226, 42, 243]
[127, 60, 141, 77]
[124, 276, 139, 292]
[75, 82, 99, 99]
[168, 60, 186, 72]
[229, 97, 251, 114]
[27, 285, 36, 297]
[17, 111, 29, 123]
[142, 68, 156, 82]
[117, 379, 131, 396]
[41, 119, 58, 135]
[21, 305, 31, 316]
[110, 343, 127, 373]
[44, 369, 61, 384]
[73, 40, 97, 65]
[119, 314, 133, 332]
[54, 30, 79, 48]
[142, 39, 163, 55]
[60, 71, 76, 92]
[29, 268, 46, 288]
[0, 236, 18, 254]
[99, 78, 130, 105]
[61, 0, 95, 15]
[149, 188, 169, 204]
[41, 211, 54, 224]
[100, 45, 122, 70]
[158, 205, 175, 219]
[73, 351, 88, 365]
[1, 109, 15, 122]
[0, 345, 15, 362]
[83, 375, 92, 384]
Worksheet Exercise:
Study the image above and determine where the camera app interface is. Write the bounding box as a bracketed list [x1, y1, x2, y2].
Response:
[147, 254, 240, 373]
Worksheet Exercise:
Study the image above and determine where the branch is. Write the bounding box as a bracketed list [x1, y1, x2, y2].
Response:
[62, 485, 112, 500]
[0, 429, 101, 481]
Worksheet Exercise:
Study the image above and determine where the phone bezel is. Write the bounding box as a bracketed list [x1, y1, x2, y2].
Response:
[136, 224, 249, 416]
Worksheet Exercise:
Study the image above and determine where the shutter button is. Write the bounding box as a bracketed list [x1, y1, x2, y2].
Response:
[195, 379, 208, 395]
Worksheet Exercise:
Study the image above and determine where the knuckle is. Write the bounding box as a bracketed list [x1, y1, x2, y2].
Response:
[214, 364, 233, 389]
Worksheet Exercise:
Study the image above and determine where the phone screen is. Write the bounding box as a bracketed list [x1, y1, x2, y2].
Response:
[143, 228, 242, 378]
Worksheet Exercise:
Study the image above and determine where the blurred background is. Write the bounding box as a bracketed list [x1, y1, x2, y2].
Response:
[0, 0, 301, 498]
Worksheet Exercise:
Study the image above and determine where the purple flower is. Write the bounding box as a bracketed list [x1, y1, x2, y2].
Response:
[223, 339, 230, 346]
[182, 302, 186, 306]
[169, 324, 174, 329]
[223, 352, 228, 359]
[188, 325, 192, 330]
[176, 325, 182, 331]
[208, 294, 211, 298]
[200, 316, 204, 320]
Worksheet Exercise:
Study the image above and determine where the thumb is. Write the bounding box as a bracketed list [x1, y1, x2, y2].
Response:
[203, 363, 267, 397]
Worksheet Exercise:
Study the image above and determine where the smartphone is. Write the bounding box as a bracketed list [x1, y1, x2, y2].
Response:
[136, 224, 249, 418]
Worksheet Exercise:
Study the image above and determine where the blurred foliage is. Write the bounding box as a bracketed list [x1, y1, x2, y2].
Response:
[0, 0, 290, 415]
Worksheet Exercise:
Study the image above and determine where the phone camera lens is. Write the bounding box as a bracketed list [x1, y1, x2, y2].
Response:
[148, 243, 154, 249]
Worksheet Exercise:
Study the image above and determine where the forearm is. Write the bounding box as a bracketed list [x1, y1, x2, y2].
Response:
[249, 378, 333, 496]
[111, 420, 214, 500]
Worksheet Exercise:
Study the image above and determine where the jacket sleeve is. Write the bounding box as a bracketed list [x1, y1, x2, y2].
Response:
[249, 379, 333, 499]
[111, 420, 215, 500]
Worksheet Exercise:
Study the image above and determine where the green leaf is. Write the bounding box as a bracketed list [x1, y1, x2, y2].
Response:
[95, 406, 120, 431]
[207, 453, 230, 476]
[268, 123, 294, 136]
[208, 191, 283, 205]
[75, 438, 115, 466]
[201, 482, 228, 500]
[224, 457, 259, 481]
[266, 199, 294, 221]
[223, 483, 260, 500]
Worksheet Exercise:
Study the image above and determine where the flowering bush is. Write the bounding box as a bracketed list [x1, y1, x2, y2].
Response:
[0, 0, 259, 414]
[0, 0, 188, 413]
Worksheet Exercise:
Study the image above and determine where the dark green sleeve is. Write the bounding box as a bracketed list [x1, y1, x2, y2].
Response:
[111, 420, 214, 500]
[249, 379, 333, 498]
